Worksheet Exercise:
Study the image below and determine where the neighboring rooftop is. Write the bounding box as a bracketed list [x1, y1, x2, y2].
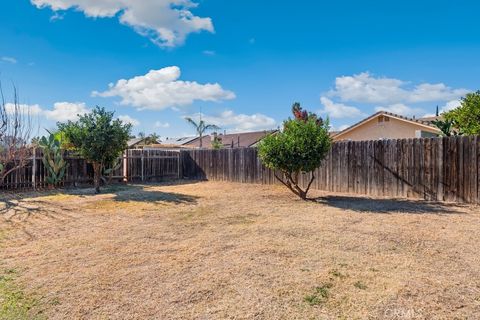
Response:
[127, 137, 161, 149]
[333, 111, 441, 141]
[418, 115, 444, 123]
[184, 130, 277, 149]
[127, 138, 148, 148]
[163, 136, 198, 146]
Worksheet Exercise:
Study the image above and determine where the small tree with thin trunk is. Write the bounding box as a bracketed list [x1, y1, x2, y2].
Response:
[57, 106, 131, 193]
[0, 83, 33, 186]
[258, 103, 332, 200]
[185, 116, 219, 148]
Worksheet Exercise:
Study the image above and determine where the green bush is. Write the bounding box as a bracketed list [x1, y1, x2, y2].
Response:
[57, 106, 131, 193]
[258, 103, 332, 200]
[444, 91, 480, 135]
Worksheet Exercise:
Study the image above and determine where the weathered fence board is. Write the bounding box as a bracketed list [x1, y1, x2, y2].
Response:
[181, 136, 480, 204]
[1, 149, 180, 190]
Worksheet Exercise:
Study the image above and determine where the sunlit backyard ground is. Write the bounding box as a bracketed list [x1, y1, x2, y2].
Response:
[1, 181, 479, 319]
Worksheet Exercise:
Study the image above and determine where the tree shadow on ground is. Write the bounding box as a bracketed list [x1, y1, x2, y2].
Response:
[312, 196, 468, 214]
[110, 185, 199, 205]
[0, 196, 76, 223]
[0, 181, 200, 223]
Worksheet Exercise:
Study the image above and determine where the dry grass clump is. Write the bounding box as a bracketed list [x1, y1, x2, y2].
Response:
[0, 181, 479, 319]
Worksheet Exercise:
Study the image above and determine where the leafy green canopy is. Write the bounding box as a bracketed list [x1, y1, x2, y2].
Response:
[444, 90, 480, 135]
[57, 106, 131, 168]
[258, 103, 332, 199]
[259, 104, 331, 174]
[259, 118, 332, 174]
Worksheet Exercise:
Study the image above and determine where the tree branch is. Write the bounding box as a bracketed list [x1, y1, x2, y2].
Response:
[274, 172, 301, 196]
[305, 173, 315, 196]
[286, 172, 306, 197]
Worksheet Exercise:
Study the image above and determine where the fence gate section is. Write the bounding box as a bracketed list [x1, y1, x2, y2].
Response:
[123, 149, 181, 183]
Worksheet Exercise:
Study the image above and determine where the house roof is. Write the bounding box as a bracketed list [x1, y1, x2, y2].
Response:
[418, 115, 443, 123]
[163, 136, 197, 146]
[184, 130, 277, 149]
[334, 111, 440, 140]
[127, 137, 160, 148]
[127, 138, 146, 147]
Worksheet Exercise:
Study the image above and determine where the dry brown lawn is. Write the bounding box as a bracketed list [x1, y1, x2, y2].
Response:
[0, 181, 479, 319]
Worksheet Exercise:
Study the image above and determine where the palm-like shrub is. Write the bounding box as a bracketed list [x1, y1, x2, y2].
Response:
[185, 117, 220, 148]
[39, 133, 67, 186]
[431, 119, 460, 136]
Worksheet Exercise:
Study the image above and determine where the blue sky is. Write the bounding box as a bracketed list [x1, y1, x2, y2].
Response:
[1, 0, 480, 137]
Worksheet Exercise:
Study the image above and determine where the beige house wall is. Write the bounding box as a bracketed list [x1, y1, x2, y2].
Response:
[334, 116, 440, 141]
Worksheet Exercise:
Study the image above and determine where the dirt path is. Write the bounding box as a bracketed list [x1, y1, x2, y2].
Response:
[1, 181, 479, 319]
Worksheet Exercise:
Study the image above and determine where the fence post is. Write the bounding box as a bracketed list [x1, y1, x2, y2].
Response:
[141, 151, 145, 182]
[177, 152, 181, 179]
[123, 151, 128, 183]
[32, 147, 37, 190]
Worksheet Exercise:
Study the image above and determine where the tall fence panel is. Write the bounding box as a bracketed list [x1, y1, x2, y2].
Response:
[1, 149, 181, 190]
[125, 149, 180, 182]
[181, 136, 480, 204]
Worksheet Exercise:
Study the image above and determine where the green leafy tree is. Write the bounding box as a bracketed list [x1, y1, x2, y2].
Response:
[57, 106, 131, 193]
[443, 91, 480, 135]
[185, 116, 220, 148]
[258, 103, 332, 200]
[39, 133, 68, 186]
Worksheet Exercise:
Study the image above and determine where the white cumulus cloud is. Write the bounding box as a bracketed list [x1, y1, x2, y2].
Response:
[190, 110, 277, 133]
[329, 72, 469, 104]
[5, 103, 43, 116]
[44, 102, 90, 122]
[320, 97, 365, 119]
[93, 66, 235, 111]
[118, 115, 140, 127]
[31, 0, 214, 47]
[440, 99, 461, 113]
[422, 99, 462, 118]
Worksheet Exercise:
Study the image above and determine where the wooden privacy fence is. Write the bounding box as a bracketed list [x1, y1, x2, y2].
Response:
[4, 136, 480, 204]
[1, 149, 181, 190]
[181, 136, 480, 204]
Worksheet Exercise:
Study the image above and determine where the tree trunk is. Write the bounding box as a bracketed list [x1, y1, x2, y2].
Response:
[274, 171, 315, 200]
[93, 162, 102, 194]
